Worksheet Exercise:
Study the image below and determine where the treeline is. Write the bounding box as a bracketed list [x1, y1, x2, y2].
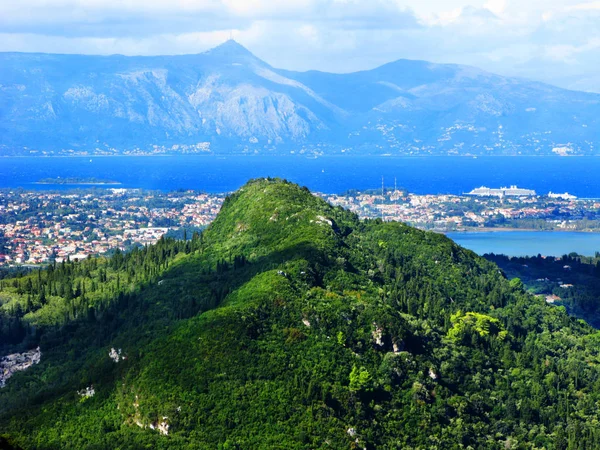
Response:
[0, 233, 206, 353]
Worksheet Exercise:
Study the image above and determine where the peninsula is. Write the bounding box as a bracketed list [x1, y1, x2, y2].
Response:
[35, 177, 121, 185]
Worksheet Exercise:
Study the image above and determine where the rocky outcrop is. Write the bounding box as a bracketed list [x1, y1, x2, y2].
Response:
[372, 323, 384, 347]
[78, 386, 95, 398]
[109, 347, 125, 363]
[0, 347, 41, 387]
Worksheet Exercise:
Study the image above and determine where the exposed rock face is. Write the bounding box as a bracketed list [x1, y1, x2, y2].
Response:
[157, 417, 169, 435]
[109, 347, 125, 362]
[78, 386, 95, 398]
[0, 347, 41, 387]
[372, 323, 384, 347]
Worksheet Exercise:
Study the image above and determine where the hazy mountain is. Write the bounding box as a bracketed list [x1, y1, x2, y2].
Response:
[1, 40, 600, 156]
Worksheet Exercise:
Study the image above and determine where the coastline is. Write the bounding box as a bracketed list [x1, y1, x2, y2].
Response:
[446, 228, 600, 234]
[34, 182, 122, 186]
[2, 154, 599, 159]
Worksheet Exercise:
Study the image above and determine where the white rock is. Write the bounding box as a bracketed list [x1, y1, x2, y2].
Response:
[0, 347, 41, 388]
[315, 215, 332, 226]
[158, 417, 169, 435]
[78, 386, 95, 398]
[109, 347, 122, 363]
[429, 368, 438, 380]
[372, 323, 384, 347]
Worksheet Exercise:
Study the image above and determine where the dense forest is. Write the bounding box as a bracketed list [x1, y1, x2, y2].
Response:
[487, 252, 600, 328]
[1, 178, 600, 449]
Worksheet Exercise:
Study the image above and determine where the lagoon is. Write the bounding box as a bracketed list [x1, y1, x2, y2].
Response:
[447, 231, 600, 257]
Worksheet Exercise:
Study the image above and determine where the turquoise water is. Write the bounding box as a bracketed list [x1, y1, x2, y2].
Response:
[447, 231, 600, 257]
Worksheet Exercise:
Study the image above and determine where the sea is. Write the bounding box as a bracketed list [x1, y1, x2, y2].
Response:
[3, 155, 600, 257]
[447, 231, 600, 257]
[2, 155, 600, 197]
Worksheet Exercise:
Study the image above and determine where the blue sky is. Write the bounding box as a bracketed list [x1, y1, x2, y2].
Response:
[1, 0, 599, 91]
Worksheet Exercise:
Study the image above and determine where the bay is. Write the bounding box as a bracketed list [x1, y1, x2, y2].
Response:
[1, 155, 600, 197]
[447, 231, 600, 257]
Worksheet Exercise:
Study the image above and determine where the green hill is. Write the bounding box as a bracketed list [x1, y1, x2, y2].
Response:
[1, 178, 600, 449]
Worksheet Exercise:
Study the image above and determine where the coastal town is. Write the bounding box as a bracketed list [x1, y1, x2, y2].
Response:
[319, 185, 600, 232]
[0, 189, 224, 266]
[1, 185, 600, 267]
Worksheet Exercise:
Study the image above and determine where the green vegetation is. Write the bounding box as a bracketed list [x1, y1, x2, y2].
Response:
[1, 178, 600, 449]
[487, 252, 600, 328]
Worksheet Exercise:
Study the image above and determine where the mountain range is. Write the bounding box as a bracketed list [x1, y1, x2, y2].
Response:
[1, 40, 600, 156]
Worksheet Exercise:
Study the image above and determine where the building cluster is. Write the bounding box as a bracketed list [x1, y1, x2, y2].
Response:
[0, 190, 224, 266]
[2, 187, 600, 267]
[318, 190, 600, 231]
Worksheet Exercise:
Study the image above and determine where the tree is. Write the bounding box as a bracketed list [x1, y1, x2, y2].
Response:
[349, 365, 372, 392]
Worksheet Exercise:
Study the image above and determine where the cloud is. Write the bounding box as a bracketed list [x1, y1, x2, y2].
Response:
[484, 0, 507, 15]
[0, 0, 599, 92]
[0, 30, 236, 56]
[313, 0, 421, 30]
[0, 0, 420, 37]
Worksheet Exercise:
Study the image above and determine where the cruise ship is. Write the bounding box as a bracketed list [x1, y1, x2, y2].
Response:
[466, 185, 536, 197]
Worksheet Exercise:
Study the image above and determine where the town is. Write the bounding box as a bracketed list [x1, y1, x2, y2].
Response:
[2, 186, 600, 267]
[0, 189, 224, 266]
[319, 188, 600, 232]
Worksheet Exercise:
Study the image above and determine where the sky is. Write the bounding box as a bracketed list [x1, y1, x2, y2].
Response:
[1, 0, 600, 92]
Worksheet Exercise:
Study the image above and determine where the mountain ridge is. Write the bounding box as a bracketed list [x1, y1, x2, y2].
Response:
[1, 40, 600, 156]
[1, 179, 600, 448]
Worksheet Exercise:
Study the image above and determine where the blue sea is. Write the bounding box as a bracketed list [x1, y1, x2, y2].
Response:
[447, 231, 600, 257]
[1, 155, 600, 197]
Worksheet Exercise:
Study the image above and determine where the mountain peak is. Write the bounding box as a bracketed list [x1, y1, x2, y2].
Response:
[204, 39, 258, 62]
[205, 178, 339, 256]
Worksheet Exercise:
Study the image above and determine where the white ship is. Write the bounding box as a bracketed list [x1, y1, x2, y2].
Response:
[466, 185, 536, 197]
[548, 192, 577, 200]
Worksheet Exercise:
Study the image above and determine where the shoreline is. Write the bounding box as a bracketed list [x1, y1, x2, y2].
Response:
[446, 228, 600, 234]
[34, 182, 122, 186]
[2, 154, 599, 159]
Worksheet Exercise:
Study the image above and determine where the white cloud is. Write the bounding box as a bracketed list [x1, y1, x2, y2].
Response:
[0, 0, 599, 91]
[484, 0, 507, 15]
[566, 1, 600, 11]
[221, 0, 315, 16]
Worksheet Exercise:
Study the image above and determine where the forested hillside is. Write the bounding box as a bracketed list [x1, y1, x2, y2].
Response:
[487, 252, 600, 329]
[1, 179, 600, 449]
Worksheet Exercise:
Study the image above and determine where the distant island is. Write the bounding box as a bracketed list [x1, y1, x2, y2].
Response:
[35, 177, 121, 185]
